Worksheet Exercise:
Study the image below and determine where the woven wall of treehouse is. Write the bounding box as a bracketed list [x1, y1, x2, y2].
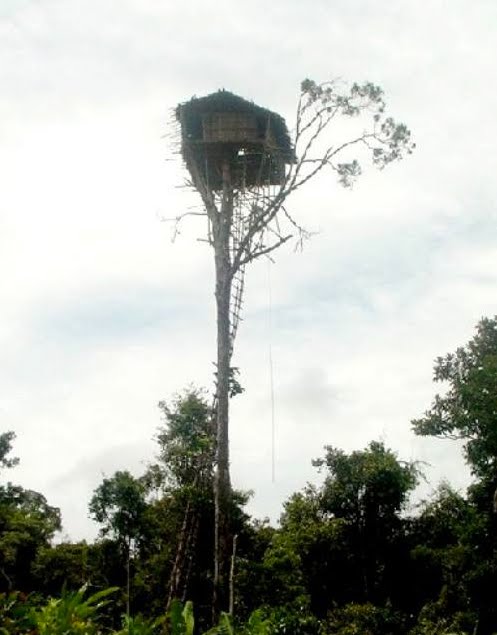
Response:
[177, 90, 294, 190]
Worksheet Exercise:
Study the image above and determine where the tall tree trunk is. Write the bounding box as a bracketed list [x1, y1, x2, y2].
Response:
[229, 534, 238, 616]
[213, 160, 234, 620]
[166, 500, 192, 609]
[181, 512, 200, 603]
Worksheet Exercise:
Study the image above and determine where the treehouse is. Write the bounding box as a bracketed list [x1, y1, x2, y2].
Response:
[176, 90, 295, 191]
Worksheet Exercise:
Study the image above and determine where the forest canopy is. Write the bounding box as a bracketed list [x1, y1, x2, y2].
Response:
[2, 317, 497, 634]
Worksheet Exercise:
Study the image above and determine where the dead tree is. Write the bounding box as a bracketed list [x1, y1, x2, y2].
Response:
[173, 79, 414, 617]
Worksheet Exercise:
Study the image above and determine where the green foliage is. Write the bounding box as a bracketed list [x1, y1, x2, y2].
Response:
[314, 441, 419, 522]
[115, 613, 164, 635]
[323, 602, 405, 635]
[260, 531, 308, 606]
[204, 612, 234, 635]
[32, 542, 91, 595]
[268, 442, 418, 614]
[154, 388, 215, 490]
[141, 392, 217, 622]
[8, 356, 497, 634]
[83, 390, 230, 625]
[299, 78, 415, 186]
[412, 316, 497, 481]
[89, 471, 147, 547]
[31, 585, 117, 635]
[408, 485, 472, 606]
[240, 610, 273, 635]
[257, 602, 319, 635]
[317, 442, 419, 605]
[0, 591, 37, 634]
[183, 600, 195, 635]
[408, 595, 477, 635]
[0, 435, 61, 592]
[0, 433, 19, 472]
[409, 318, 497, 632]
[228, 367, 244, 398]
[165, 601, 316, 635]
[408, 481, 497, 634]
[165, 599, 195, 635]
[204, 606, 305, 635]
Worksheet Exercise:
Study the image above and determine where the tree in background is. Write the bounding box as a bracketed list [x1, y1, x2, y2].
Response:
[0, 432, 61, 592]
[412, 316, 497, 488]
[146, 389, 216, 611]
[153, 389, 215, 490]
[0, 432, 19, 471]
[89, 470, 147, 618]
[256, 442, 418, 630]
[145, 389, 249, 624]
[412, 316, 497, 633]
[86, 389, 248, 629]
[7, 376, 497, 634]
[33, 541, 92, 596]
[314, 441, 419, 605]
[407, 483, 480, 633]
[89, 471, 147, 551]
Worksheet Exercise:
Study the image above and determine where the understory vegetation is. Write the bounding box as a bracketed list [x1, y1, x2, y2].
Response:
[2, 317, 497, 634]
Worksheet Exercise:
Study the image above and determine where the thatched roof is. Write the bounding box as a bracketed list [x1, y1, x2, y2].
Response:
[176, 89, 294, 160]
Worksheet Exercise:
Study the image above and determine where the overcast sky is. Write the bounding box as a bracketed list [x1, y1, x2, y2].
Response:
[2, 0, 497, 540]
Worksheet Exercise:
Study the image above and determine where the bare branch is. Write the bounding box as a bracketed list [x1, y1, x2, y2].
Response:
[238, 234, 293, 267]
[160, 211, 208, 222]
[289, 110, 334, 188]
[298, 103, 340, 139]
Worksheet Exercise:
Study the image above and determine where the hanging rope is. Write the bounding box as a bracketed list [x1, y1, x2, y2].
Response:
[267, 259, 276, 483]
